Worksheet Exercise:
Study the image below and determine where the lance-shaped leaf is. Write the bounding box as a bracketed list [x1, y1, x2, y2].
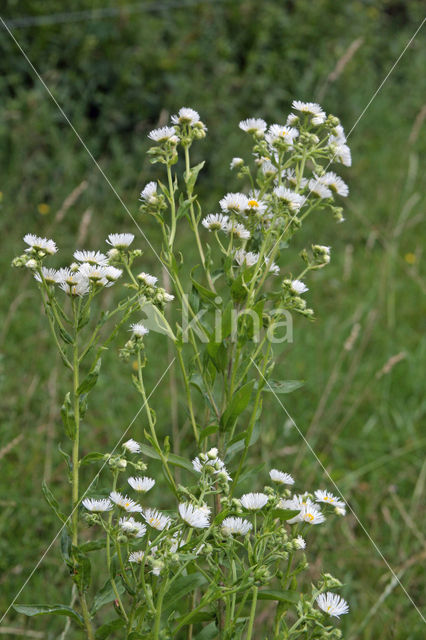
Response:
[220, 379, 255, 431]
[13, 604, 84, 627]
[77, 358, 102, 395]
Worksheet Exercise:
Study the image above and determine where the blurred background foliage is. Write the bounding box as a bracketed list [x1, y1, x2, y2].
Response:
[0, 0, 425, 638]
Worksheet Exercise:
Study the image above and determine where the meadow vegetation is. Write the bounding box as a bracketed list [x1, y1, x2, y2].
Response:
[0, 1, 425, 638]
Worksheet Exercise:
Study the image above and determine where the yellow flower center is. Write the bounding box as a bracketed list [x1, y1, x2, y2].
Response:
[150, 517, 161, 527]
[305, 513, 314, 522]
[248, 199, 259, 208]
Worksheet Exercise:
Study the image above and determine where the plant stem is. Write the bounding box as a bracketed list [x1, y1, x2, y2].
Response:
[184, 145, 215, 292]
[137, 352, 178, 494]
[246, 586, 258, 640]
[80, 594, 95, 640]
[106, 472, 128, 621]
[153, 580, 167, 640]
[71, 335, 80, 546]
[167, 165, 177, 249]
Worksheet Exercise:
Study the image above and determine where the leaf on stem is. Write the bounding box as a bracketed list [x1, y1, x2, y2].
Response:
[13, 604, 84, 627]
[77, 358, 102, 395]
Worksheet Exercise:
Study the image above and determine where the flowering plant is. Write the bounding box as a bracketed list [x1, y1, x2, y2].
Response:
[13, 101, 351, 639]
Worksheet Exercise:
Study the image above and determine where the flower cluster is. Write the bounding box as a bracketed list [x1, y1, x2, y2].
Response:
[82, 440, 348, 626]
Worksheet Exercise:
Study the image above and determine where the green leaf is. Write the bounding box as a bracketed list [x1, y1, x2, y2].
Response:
[95, 619, 126, 639]
[138, 444, 194, 473]
[230, 273, 247, 303]
[206, 341, 228, 373]
[77, 358, 102, 395]
[195, 622, 218, 640]
[60, 392, 76, 440]
[176, 193, 194, 221]
[79, 538, 107, 553]
[164, 572, 207, 613]
[261, 380, 304, 394]
[73, 549, 91, 592]
[91, 578, 125, 615]
[58, 327, 73, 344]
[258, 589, 299, 604]
[199, 424, 219, 443]
[79, 452, 106, 466]
[13, 604, 84, 627]
[190, 267, 217, 302]
[271, 508, 301, 522]
[184, 160, 205, 193]
[220, 379, 254, 431]
[42, 481, 67, 524]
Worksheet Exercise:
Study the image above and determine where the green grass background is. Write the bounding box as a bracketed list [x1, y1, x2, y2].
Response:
[0, 0, 425, 638]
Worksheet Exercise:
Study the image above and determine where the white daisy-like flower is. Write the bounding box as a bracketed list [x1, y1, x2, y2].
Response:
[163, 292, 175, 302]
[140, 181, 158, 203]
[219, 192, 249, 213]
[260, 159, 278, 176]
[316, 172, 349, 197]
[122, 439, 141, 453]
[128, 476, 155, 493]
[246, 194, 267, 216]
[226, 222, 250, 240]
[314, 490, 345, 509]
[286, 113, 298, 126]
[269, 469, 295, 485]
[279, 493, 314, 510]
[106, 233, 135, 249]
[78, 263, 108, 284]
[119, 517, 147, 538]
[201, 213, 229, 232]
[110, 491, 143, 513]
[137, 271, 158, 286]
[82, 498, 113, 512]
[34, 267, 59, 285]
[73, 250, 109, 266]
[274, 186, 305, 211]
[316, 592, 349, 618]
[308, 179, 333, 199]
[266, 124, 299, 146]
[335, 505, 347, 516]
[291, 280, 308, 295]
[234, 249, 259, 268]
[294, 535, 306, 549]
[311, 114, 326, 125]
[103, 266, 122, 285]
[314, 244, 331, 255]
[129, 551, 145, 564]
[239, 118, 267, 135]
[58, 272, 90, 297]
[230, 157, 244, 170]
[221, 517, 253, 536]
[23, 234, 57, 255]
[288, 503, 325, 525]
[240, 492, 269, 510]
[330, 124, 347, 145]
[179, 503, 211, 529]
[292, 100, 326, 120]
[171, 107, 201, 126]
[130, 323, 149, 338]
[264, 257, 280, 276]
[148, 126, 177, 142]
[330, 143, 352, 167]
[169, 534, 185, 554]
[192, 455, 232, 481]
[143, 508, 171, 531]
